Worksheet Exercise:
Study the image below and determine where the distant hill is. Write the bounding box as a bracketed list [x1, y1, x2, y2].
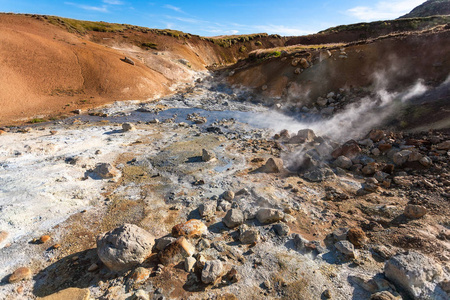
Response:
[400, 0, 450, 18]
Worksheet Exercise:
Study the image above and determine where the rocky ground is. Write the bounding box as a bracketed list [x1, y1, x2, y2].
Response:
[0, 75, 449, 300]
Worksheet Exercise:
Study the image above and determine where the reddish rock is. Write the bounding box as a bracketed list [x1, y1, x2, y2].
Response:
[369, 130, 385, 142]
[347, 227, 367, 248]
[382, 164, 395, 174]
[9, 267, 32, 283]
[332, 140, 361, 159]
[172, 219, 208, 238]
[378, 144, 392, 153]
[0, 231, 8, 243]
[40, 235, 51, 243]
[404, 204, 427, 219]
[130, 267, 150, 283]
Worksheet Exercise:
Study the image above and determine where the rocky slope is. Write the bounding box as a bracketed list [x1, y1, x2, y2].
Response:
[401, 0, 450, 18]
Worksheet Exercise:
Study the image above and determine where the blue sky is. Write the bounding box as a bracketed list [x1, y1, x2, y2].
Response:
[0, 0, 426, 36]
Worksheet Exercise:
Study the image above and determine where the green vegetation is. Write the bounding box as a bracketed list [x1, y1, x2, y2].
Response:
[255, 41, 263, 46]
[141, 42, 158, 49]
[205, 33, 281, 48]
[239, 45, 247, 53]
[29, 118, 47, 124]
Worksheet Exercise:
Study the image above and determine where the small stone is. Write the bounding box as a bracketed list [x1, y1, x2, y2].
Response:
[256, 208, 284, 224]
[199, 202, 217, 218]
[239, 228, 260, 244]
[159, 237, 195, 266]
[323, 289, 332, 299]
[172, 219, 208, 238]
[293, 233, 309, 251]
[362, 163, 378, 175]
[223, 209, 245, 228]
[335, 156, 353, 169]
[185, 257, 196, 272]
[273, 223, 290, 236]
[436, 140, 450, 150]
[369, 130, 385, 142]
[37, 288, 90, 300]
[130, 267, 150, 283]
[52, 243, 61, 249]
[133, 289, 150, 300]
[419, 156, 432, 167]
[226, 268, 240, 283]
[9, 267, 32, 283]
[222, 190, 235, 201]
[404, 204, 427, 219]
[261, 158, 284, 173]
[40, 235, 51, 243]
[201, 260, 223, 284]
[74, 109, 82, 114]
[332, 228, 349, 241]
[155, 237, 176, 251]
[0, 231, 9, 243]
[148, 119, 160, 124]
[347, 227, 367, 248]
[50, 130, 58, 135]
[370, 291, 399, 300]
[92, 163, 119, 179]
[87, 263, 98, 272]
[202, 149, 215, 162]
[335, 240, 356, 258]
[393, 150, 412, 166]
[122, 123, 136, 132]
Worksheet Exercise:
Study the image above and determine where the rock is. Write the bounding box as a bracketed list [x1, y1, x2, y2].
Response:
[393, 150, 412, 166]
[185, 257, 196, 272]
[369, 130, 386, 142]
[123, 56, 135, 65]
[40, 235, 51, 243]
[97, 224, 155, 271]
[378, 144, 393, 153]
[321, 107, 335, 115]
[303, 167, 335, 182]
[316, 97, 328, 107]
[332, 140, 361, 159]
[148, 118, 160, 124]
[404, 204, 427, 219]
[172, 219, 208, 238]
[87, 263, 98, 272]
[93, 163, 119, 179]
[223, 209, 244, 228]
[374, 171, 389, 182]
[436, 140, 450, 150]
[300, 58, 309, 69]
[384, 251, 445, 299]
[159, 237, 195, 266]
[372, 245, 396, 260]
[335, 155, 353, 169]
[261, 85, 268, 91]
[201, 260, 223, 284]
[37, 288, 90, 300]
[9, 267, 32, 283]
[202, 149, 215, 162]
[155, 237, 176, 251]
[239, 227, 260, 244]
[362, 163, 378, 175]
[199, 202, 217, 218]
[196, 238, 211, 252]
[130, 267, 150, 283]
[419, 156, 432, 167]
[347, 227, 367, 248]
[323, 289, 332, 299]
[0, 231, 9, 243]
[279, 129, 290, 138]
[297, 129, 316, 142]
[273, 223, 290, 236]
[294, 68, 301, 75]
[122, 123, 136, 132]
[370, 291, 400, 300]
[133, 289, 150, 300]
[372, 148, 381, 156]
[226, 268, 240, 283]
[332, 228, 349, 241]
[222, 190, 235, 201]
[327, 92, 335, 99]
[293, 233, 309, 251]
[335, 240, 356, 258]
[260, 157, 284, 173]
[408, 151, 422, 162]
[256, 208, 284, 224]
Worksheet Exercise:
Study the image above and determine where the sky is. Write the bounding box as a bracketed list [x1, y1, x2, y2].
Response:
[0, 0, 427, 36]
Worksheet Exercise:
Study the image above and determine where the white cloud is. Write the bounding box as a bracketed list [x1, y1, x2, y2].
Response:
[165, 15, 203, 24]
[65, 2, 108, 12]
[347, 0, 426, 21]
[164, 4, 184, 14]
[251, 24, 312, 36]
[103, 0, 124, 4]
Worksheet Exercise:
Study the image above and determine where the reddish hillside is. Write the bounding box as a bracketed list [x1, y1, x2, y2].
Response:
[0, 14, 285, 125]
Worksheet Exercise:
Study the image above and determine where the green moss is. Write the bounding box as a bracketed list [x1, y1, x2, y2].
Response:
[141, 42, 158, 49]
[255, 41, 262, 46]
[29, 118, 47, 124]
[239, 45, 247, 53]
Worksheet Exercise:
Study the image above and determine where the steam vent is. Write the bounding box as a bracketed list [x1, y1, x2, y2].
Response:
[0, 0, 449, 299]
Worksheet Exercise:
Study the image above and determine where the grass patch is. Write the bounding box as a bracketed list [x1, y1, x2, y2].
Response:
[29, 118, 47, 124]
[141, 42, 158, 49]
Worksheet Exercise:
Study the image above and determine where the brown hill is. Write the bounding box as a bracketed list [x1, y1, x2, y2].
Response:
[401, 0, 450, 18]
[0, 14, 285, 125]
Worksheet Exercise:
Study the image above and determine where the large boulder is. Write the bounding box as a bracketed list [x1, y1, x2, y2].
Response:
[384, 251, 447, 299]
[331, 140, 361, 159]
[97, 224, 155, 271]
[256, 208, 284, 224]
